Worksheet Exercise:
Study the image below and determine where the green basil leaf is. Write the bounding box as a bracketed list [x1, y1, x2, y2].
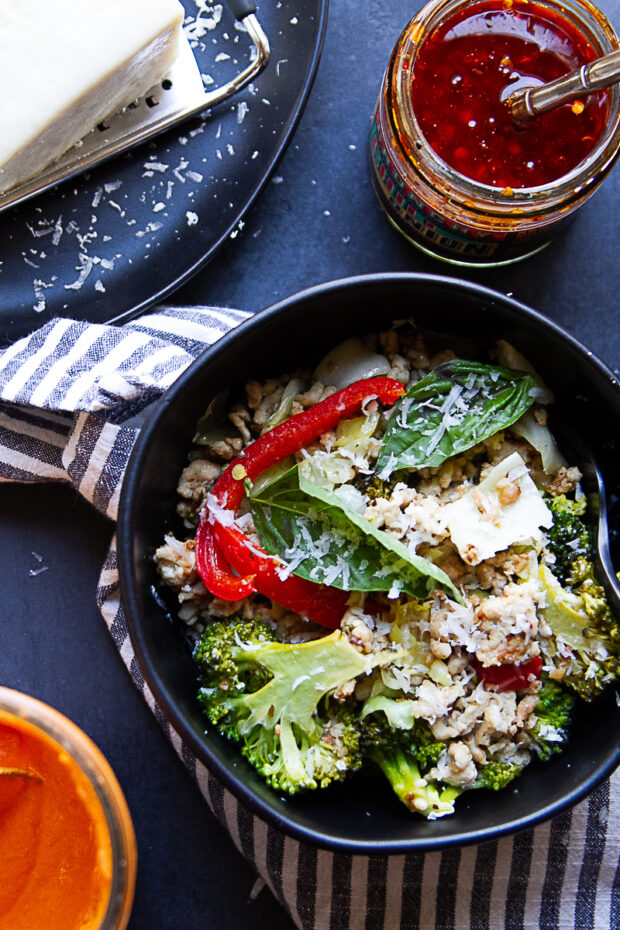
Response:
[376, 359, 537, 477]
[248, 466, 461, 602]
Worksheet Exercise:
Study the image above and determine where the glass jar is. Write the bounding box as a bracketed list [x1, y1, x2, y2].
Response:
[0, 687, 137, 930]
[369, 0, 620, 266]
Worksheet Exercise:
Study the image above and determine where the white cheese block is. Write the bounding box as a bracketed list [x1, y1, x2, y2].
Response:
[443, 452, 553, 565]
[0, 0, 185, 194]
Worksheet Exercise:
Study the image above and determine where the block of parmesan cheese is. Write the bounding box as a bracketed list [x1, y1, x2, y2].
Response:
[0, 0, 185, 194]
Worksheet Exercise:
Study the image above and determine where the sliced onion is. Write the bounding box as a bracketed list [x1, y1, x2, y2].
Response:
[314, 338, 391, 390]
[495, 339, 554, 404]
[511, 410, 566, 475]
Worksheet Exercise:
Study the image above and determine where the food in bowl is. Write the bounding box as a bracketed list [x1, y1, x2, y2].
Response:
[155, 322, 619, 820]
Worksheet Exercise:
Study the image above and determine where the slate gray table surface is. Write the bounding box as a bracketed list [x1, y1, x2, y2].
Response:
[1, 1, 618, 927]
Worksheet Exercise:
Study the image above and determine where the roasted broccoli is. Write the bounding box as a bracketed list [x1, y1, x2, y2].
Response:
[409, 718, 445, 770]
[546, 494, 590, 585]
[371, 746, 460, 819]
[359, 709, 455, 818]
[194, 620, 396, 795]
[542, 495, 620, 699]
[194, 617, 275, 710]
[353, 471, 408, 501]
[568, 557, 620, 649]
[359, 709, 443, 768]
[475, 760, 523, 791]
[527, 677, 574, 761]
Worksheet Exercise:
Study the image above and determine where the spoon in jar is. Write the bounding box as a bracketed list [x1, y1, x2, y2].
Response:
[0, 767, 43, 810]
[505, 49, 620, 124]
[0, 767, 43, 781]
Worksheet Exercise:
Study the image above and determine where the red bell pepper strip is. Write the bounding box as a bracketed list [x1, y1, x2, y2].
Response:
[196, 377, 406, 624]
[213, 521, 349, 628]
[195, 518, 255, 601]
[210, 377, 406, 511]
[473, 656, 543, 692]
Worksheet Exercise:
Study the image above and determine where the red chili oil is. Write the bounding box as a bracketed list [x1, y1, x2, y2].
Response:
[410, 0, 609, 188]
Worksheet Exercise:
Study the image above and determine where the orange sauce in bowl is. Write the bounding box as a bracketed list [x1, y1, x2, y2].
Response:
[0, 711, 113, 930]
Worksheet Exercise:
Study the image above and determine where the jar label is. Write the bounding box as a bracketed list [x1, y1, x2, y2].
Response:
[369, 109, 502, 258]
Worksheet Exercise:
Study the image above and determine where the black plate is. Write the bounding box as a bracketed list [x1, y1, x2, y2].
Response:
[118, 274, 620, 853]
[0, 0, 327, 345]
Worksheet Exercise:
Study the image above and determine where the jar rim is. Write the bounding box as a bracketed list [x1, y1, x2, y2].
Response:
[390, 0, 620, 213]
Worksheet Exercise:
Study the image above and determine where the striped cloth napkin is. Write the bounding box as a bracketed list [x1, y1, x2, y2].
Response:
[0, 306, 618, 930]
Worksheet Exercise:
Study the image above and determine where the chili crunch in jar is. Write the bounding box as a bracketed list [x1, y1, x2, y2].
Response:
[369, 0, 620, 266]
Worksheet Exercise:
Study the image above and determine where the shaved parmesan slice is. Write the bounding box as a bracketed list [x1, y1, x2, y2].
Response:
[0, 0, 184, 194]
[443, 452, 553, 565]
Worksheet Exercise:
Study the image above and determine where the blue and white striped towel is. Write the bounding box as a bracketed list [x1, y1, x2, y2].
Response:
[0, 306, 618, 930]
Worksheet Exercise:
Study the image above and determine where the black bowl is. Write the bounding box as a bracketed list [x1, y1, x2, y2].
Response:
[118, 273, 620, 853]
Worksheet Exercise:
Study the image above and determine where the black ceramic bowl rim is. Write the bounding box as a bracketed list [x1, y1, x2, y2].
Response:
[118, 272, 620, 853]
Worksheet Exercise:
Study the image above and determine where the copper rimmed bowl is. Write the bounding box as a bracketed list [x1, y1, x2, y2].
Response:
[118, 273, 620, 853]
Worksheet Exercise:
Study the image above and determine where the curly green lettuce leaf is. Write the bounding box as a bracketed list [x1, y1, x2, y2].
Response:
[376, 360, 537, 478]
[248, 466, 461, 602]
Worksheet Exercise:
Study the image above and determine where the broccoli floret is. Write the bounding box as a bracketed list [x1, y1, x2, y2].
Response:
[475, 760, 523, 791]
[235, 705, 361, 794]
[310, 704, 362, 787]
[194, 620, 395, 795]
[359, 707, 443, 770]
[358, 708, 400, 753]
[542, 496, 620, 699]
[371, 746, 460, 819]
[409, 719, 444, 770]
[566, 573, 619, 699]
[353, 472, 408, 501]
[359, 710, 453, 817]
[536, 677, 574, 729]
[527, 678, 574, 761]
[546, 494, 590, 585]
[194, 617, 276, 700]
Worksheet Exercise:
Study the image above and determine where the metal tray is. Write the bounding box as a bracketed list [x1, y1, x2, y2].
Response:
[0, 0, 327, 343]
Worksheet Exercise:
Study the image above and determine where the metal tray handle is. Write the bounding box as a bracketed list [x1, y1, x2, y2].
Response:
[204, 1, 270, 110]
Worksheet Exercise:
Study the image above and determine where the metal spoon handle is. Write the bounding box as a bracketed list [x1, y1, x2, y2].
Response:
[510, 49, 620, 122]
[0, 766, 43, 782]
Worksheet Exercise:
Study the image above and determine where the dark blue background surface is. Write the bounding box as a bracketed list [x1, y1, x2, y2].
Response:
[1, 1, 618, 927]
